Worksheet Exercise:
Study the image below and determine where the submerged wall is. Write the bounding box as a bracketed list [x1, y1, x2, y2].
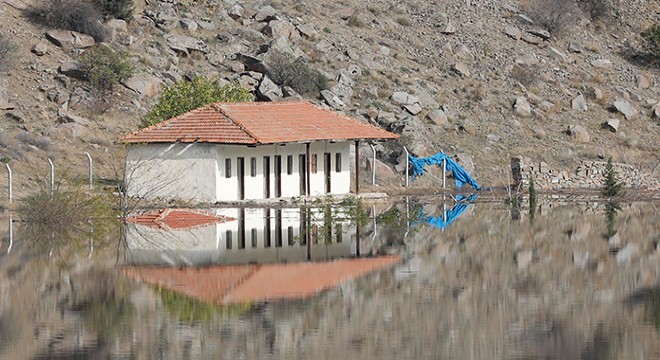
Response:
[511, 157, 659, 191]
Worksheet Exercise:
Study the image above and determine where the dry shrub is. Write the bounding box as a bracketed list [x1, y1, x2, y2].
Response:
[396, 16, 412, 26]
[348, 13, 366, 28]
[578, 0, 614, 21]
[521, 0, 579, 34]
[25, 0, 108, 41]
[267, 51, 328, 96]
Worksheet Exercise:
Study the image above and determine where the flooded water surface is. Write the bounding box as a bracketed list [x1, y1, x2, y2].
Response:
[0, 198, 658, 359]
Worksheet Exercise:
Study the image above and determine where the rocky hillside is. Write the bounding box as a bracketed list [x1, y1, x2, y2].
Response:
[0, 0, 658, 196]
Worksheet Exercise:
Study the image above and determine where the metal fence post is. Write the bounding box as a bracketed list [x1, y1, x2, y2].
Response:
[48, 158, 54, 196]
[403, 147, 409, 187]
[85, 152, 93, 191]
[4, 163, 11, 204]
[370, 144, 377, 186]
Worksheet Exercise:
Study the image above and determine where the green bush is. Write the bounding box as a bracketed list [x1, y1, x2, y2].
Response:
[96, 0, 134, 20]
[80, 45, 133, 90]
[141, 77, 253, 128]
[641, 24, 660, 59]
[267, 51, 328, 96]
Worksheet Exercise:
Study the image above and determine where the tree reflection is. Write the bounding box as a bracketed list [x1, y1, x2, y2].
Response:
[604, 202, 621, 239]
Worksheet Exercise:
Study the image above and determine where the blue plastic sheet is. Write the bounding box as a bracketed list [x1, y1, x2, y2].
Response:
[424, 194, 478, 230]
[408, 152, 481, 191]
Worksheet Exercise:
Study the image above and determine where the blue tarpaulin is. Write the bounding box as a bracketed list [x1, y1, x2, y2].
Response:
[424, 194, 477, 230]
[408, 152, 481, 191]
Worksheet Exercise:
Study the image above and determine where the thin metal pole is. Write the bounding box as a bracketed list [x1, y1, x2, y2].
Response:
[403, 147, 409, 187]
[7, 214, 12, 254]
[48, 158, 54, 196]
[370, 144, 376, 186]
[355, 141, 360, 194]
[4, 163, 11, 204]
[85, 152, 93, 191]
[305, 143, 311, 197]
[443, 158, 446, 189]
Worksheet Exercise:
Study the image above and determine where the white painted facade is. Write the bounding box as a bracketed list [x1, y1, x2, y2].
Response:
[125, 141, 352, 202]
[125, 207, 358, 266]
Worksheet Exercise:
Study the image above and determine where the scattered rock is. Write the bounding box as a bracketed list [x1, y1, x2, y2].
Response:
[404, 103, 422, 115]
[256, 76, 283, 101]
[504, 26, 521, 40]
[264, 19, 296, 38]
[122, 73, 163, 97]
[572, 94, 588, 111]
[452, 62, 470, 77]
[548, 47, 567, 63]
[366, 158, 398, 181]
[46, 30, 95, 49]
[613, 99, 636, 120]
[602, 118, 620, 132]
[454, 44, 474, 61]
[59, 60, 85, 78]
[180, 19, 198, 32]
[487, 134, 500, 142]
[57, 109, 91, 125]
[166, 35, 208, 55]
[441, 20, 456, 34]
[528, 28, 550, 40]
[31, 42, 48, 56]
[391, 92, 419, 106]
[532, 127, 546, 139]
[568, 42, 583, 53]
[515, 250, 533, 270]
[653, 103, 660, 119]
[636, 74, 650, 89]
[196, 20, 216, 31]
[427, 109, 448, 126]
[591, 59, 612, 68]
[293, 22, 316, 38]
[566, 125, 590, 143]
[228, 4, 244, 20]
[459, 120, 477, 135]
[320, 90, 346, 109]
[254, 5, 278, 22]
[514, 97, 531, 117]
[522, 33, 543, 45]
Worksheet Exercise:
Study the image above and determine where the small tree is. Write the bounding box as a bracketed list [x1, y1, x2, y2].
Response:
[80, 45, 133, 91]
[141, 77, 253, 128]
[601, 157, 623, 197]
[641, 23, 660, 59]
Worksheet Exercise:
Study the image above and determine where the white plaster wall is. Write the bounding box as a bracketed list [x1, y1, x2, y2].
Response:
[125, 144, 217, 202]
[215, 141, 351, 201]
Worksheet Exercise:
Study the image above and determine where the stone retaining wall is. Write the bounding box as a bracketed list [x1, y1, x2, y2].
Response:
[511, 157, 659, 191]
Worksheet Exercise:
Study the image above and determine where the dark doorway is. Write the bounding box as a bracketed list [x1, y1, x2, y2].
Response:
[237, 157, 245, 200]
[324, 152, 331, 194]
[299, 154, 306, 196]
[263, 156, 271, 198]
[274, 155, 282, 197]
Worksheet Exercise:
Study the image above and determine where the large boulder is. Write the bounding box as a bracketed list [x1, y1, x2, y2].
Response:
[46, 30, 95, 49]
[166, 35, 208, 56]
[122, 73, 163, 97]
[256, 76, 283, 101]
[566, 125, 590, 143]
[613, 99, 636, 120]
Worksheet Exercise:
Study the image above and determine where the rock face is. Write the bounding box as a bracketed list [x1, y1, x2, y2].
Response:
[391, 92, 419, 106]
[122, 73, 163, 97]
[46, 30, 95, 49]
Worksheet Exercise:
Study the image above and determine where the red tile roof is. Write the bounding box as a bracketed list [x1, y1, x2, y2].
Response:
[121, 101, 398, 144]
[125, 208, 235, 231]
[123, 255, 400, 304]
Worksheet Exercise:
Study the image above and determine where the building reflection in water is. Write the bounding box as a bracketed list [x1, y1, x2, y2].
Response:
[123, 207, 399, 304]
